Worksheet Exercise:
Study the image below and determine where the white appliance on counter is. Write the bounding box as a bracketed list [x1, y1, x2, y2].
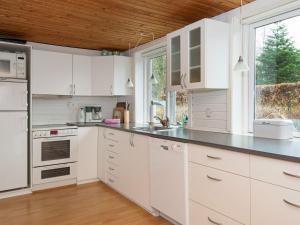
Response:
[0, 80, 28, 192]
[32, 125, 78, 190]
[149, 138, 188, 225]
[253, 119, 294, 139]
[0, 51, 26, 79]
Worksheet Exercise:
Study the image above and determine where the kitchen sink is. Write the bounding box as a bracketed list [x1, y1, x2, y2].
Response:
[133, 126, 175, 132]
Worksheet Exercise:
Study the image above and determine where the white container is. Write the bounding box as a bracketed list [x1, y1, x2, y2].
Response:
[253, 119, 294, 139]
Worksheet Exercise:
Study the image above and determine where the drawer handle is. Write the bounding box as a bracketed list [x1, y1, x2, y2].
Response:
[108, 133, 114, 136]
[208, 216, 223, 225]
[109, 167, 115, 171]
[109, 156, 114, 159]
[160, 145, 169, 150]
[108, 178, 114, 183]
[109, 144, 115, 147]
[283, 199, 300, 209]
[207, 155, 222, 160]
[283, 171, 300, 179]
[207, 175, 222, 182]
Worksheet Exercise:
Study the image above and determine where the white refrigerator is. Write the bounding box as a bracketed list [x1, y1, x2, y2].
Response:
[0, 81, 28, 192]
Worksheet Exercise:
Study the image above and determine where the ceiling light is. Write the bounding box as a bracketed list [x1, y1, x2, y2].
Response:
[150, 74, 158, 84]
[127, 78, 134, 88]
[234, 0, 249, 72]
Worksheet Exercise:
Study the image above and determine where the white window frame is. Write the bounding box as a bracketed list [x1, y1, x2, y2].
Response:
[143, 47, 175, 123]
[248, 8, 300, 133]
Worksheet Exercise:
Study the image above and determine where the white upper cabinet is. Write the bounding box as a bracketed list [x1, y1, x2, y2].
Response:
[167, 18, 229, 91]
[91, 56, 132, 96]
[32, 49, 73, 95]
[167, 28, 186, 91]
[72, 55, 92, 96]
[32, 50, 132, 96]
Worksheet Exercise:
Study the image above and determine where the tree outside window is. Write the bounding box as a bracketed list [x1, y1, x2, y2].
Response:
[255, 15, 300, 130]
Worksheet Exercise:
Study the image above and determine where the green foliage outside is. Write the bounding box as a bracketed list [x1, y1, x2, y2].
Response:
[255, 22, 300, 130]
[151, 55, 167, 102]
[151, 55, 188, 122]
[256, 24, 300, 85]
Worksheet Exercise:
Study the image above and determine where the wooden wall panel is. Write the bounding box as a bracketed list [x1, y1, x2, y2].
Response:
[0, 0, 253, 50]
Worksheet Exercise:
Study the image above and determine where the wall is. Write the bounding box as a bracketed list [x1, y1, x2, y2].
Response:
[32, 96, 118, 125]
[190, 90, 228, 132]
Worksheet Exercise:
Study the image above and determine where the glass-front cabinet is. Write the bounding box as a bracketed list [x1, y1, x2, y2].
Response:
[167, 28, 186, 91]
[167, 18, 229, 91]
[187, 25, 202, 88]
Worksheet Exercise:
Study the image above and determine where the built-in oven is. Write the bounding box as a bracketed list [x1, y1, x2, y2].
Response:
[32, 162, 77, 185]
[33, 135, 78, 167]
[32, 125, 78, 190]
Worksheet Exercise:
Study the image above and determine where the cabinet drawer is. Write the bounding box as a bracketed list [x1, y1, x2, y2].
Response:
[105, 150, 120, 165]
[190, 200, 242, 225]
[104, 128, 124, 142]
[188, 144, 250, 177]
[104, 139, 120, 154]
[250, 155, 300, 192]
[106, 172, 119, 191]
[189, 163, 250, 224]
[106, 162, 119, 177]
[251, 180, 300, 225]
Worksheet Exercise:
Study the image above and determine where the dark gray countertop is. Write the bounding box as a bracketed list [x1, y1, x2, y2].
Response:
[67, 122, 300, 163]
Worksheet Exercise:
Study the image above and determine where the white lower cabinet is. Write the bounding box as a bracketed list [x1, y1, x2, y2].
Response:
[101, 129, 151, 211]
[77, 127, 98, 183]
[126, 134, 151, 211]
[190, 201, 242, 225]
[189, 163, 250, 224]
[251, 179, 300, 225]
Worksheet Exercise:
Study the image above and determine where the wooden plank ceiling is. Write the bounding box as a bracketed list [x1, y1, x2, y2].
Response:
[0, 0, 253, 50]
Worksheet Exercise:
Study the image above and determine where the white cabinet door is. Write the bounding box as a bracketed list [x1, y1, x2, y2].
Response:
[91, 56, 132, 96]
[0, 81, 27, 110]
[251, 180, 300, 225]
[97, 127, 105, 181]
[185, 20, 204, 89]
[167, 28, 186, 91]
[113, 56, 132, 95]
[0, 112, 28, 191]
[77, 127, 98, 183]
[91, 56, 114, 96]
[127, 134, 151, 210]
[73, 55, 92, 96]
[32, 50, 73, 95]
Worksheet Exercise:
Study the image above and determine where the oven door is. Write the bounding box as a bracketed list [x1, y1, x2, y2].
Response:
[33, 136, 78, 167]
[32, 162, 77, 185]
[0, 52, 16, 78]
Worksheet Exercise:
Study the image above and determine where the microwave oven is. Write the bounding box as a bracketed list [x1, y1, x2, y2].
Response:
[0, 51, 26, 79]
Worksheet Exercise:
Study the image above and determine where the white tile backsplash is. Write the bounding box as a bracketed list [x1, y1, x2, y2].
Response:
[190, 90, 228, 132]
[32, 96, 118, 125]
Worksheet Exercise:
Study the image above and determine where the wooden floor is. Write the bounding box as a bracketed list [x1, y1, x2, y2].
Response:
[0, 182, 170, 225]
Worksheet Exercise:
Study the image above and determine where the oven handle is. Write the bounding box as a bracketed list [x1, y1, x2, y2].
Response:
[34, 136, 76, 142]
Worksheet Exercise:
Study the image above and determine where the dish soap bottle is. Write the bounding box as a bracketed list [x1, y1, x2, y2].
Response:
[78, 107, 85, 123]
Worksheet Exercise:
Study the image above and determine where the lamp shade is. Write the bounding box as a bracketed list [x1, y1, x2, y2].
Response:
[234, 56, 249, 72]
[150, 74, 158, 84]
[127, 78, 134, 88]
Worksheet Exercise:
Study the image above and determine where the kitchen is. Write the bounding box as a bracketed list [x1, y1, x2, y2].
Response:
[0, 0, 300, 225]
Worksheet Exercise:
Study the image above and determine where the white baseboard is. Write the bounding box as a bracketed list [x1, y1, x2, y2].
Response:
[77, 178, 100, 185]
[0, 188, 32, 200]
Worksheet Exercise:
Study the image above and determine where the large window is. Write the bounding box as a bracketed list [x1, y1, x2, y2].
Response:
[145, 49, 188, 125]
[251, 10, 300, 131]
